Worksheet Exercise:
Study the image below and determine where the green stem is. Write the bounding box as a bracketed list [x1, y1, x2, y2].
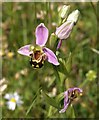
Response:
[79, 79, 89, 88]
[90, 1, 98, 21]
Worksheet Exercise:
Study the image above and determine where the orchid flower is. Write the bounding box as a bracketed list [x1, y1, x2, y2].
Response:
[59, 87, 83, 113]
[18, 23, 59, 68]
[55, 10, 80, 49]
[4, 92, 23, 111]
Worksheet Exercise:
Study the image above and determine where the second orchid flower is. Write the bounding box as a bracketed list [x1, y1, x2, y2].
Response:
[59, 87, 83, 113]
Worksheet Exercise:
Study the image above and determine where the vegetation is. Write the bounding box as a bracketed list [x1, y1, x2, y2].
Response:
[1, 2, 98, 118]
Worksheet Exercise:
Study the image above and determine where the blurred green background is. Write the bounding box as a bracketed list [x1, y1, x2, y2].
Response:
[1, 2, 98, 118]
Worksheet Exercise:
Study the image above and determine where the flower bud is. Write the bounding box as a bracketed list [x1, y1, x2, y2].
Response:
[59, 5, 70, 19]
[67, 10, 80, 23]
[55, 21, 74, 40]
[86, 70, 97, 81]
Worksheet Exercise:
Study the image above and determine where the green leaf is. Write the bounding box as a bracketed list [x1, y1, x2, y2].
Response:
[70, 104, 76, 118]
[47, 106, 53, 117]
[41, 90, 59, 109]
[55, 92, 64, 104]
[65, 52, 72, 73]
[65, 104, 76, 118]
[26, 87, 42, 116]
[53, 60, 69, 77]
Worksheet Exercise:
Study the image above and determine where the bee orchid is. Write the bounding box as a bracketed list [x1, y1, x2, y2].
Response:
[59, 87, 83, 113]
[18, 23, 59, 68]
